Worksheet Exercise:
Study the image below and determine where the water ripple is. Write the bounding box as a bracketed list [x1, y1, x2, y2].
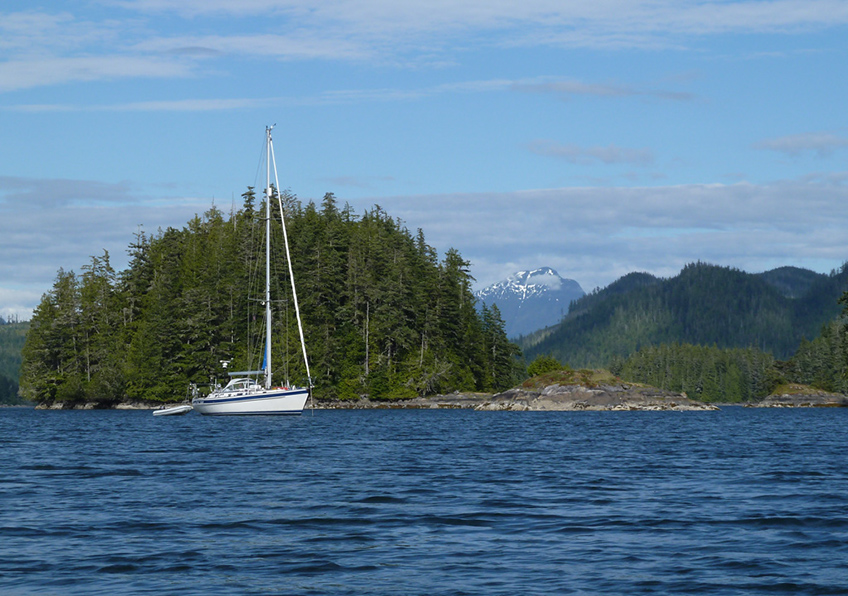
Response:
[1, 407, 847, 594]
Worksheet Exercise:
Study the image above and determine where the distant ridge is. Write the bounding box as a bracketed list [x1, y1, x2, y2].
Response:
[755, 266, 826, 299]
[521, 262, 847, 368]
[475, 267, 585, 338]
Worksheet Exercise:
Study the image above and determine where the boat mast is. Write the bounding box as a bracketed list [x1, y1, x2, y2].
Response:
[268, 131, 313, 392]
[264, 125, 273, 390]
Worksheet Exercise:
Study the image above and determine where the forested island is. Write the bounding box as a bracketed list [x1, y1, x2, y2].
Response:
[19, 192, 522, 407]
[10, 191, 848, 409]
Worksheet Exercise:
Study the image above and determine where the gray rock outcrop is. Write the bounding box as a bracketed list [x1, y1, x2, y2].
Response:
[757, 392, 848, 407]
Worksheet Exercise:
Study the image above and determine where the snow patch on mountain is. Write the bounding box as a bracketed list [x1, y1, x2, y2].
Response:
[478, 267, 565, 301]
[476, 267, 585, 338]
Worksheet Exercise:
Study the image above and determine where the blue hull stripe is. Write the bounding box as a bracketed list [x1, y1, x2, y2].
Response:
[203, 411, 303, 416]
[194, 390, 308, 406]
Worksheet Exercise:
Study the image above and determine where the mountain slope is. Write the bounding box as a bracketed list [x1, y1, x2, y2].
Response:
[522, 262, 848, 367]
[476, 267, 585, 338]
[756, 266, 826, 299]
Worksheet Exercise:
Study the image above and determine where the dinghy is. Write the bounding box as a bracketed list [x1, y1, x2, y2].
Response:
[153, 405, 193, 416]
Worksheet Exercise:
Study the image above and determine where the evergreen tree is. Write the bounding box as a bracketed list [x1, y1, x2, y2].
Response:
[0, 321, 29, 404]
[619, 342, 777, 402]
[525, 262, 848, 367]
[20, 194, 519, 404]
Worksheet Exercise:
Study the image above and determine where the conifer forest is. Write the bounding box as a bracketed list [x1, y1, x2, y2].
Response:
[19, 191, 521, 405]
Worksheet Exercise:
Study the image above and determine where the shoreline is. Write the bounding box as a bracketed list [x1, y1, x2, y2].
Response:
[21, 385, 848, 411]
[318, 385, 720, 411]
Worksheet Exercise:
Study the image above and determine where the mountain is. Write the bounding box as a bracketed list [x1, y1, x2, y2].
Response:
[475, 267, 585, 338]
[756, 266, 827, 299]
[521, 262, 848, 368]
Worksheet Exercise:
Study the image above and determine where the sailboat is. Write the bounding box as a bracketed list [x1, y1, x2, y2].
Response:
[192, 126, 312, 415]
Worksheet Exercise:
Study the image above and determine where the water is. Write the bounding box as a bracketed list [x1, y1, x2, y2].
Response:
[1, 407, 847, 595]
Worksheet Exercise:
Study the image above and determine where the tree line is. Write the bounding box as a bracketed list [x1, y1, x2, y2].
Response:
[524, 262, 848, 368]
[606, 308, 848, 403]
[522, 263, 848, 403]
[20, 191, 522, 405]
[609, 343, 778, 403]
[0, 321, 27, 404]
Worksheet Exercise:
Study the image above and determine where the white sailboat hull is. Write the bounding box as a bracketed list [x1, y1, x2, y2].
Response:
[192, 387, 309, 415]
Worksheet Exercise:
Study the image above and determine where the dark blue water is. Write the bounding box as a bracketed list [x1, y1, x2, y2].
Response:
[1, 407, 847, 595]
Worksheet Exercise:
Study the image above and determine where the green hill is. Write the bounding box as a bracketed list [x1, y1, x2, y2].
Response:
[756, 266, 826, 299]
[523, 262, 848, 368]
[20, 193, 520, 406]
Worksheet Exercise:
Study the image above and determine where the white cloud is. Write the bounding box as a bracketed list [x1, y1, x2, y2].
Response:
[3, 74, 683, 112]
[321, 175, 396, 189]
[528, 140, 655, 166]
[0, 176, 212, 319]
[4, 174, 848, 319]
[526, 270, 563, 290]
[0, 288, 43, 322]
[0, 176, 135, 208]
[512, 79, 693, 101]
[754, 132, 848, 157]
[3, 0, 847, 95]
[0, 55, 192, 93]
[354, 176, 848, 291]
[135, 33, 371, 61]
[113, 1, 848, 43]
[0, 11, 119, 52]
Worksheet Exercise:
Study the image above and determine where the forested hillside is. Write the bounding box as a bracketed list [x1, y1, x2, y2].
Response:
[781, 319, 848, 394]
[0, 321, 28, 404]
[756, 266, 826, 299]
[523, 262, 848, 368]
[612, 343, 778, 403]
[20, 191, 521, 406]
[608, 316, 848, 404]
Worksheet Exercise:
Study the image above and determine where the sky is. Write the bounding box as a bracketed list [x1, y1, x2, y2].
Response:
[2, 1, 848, 320]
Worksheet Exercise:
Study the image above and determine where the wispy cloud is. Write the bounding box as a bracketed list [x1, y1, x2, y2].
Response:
[0, 55, 192, 93]
[754, 132, 848, 157]
[321, 175, 396, 189]
[113, 1, 848, 44]
[3, 73, 689, 112]
[0, 176, 136, 208]
[0, 175, 211, 317]
[135, 33, 370, 61]
[0, 10, 184, 92]
[0, 10, 120, 52]
[4, 173, 848, 318]
[4, 1, 848, 95]
[528, 140, 655, 166]
[358, 174, 848, 291]
[512, 79, 694, 101]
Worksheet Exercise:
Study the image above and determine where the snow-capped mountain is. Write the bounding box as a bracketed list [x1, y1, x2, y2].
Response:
[475, 267, 585, 338]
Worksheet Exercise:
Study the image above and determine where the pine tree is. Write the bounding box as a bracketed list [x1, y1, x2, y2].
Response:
[20, 195, 519, 404]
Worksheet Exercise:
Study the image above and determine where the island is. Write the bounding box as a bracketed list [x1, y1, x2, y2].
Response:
[321, 369, 718, 411]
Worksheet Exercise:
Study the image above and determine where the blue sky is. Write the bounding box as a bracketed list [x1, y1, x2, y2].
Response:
[2, 0, 848, 319]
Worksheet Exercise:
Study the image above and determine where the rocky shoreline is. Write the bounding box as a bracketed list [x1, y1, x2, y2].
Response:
[34, 401, 188, 410]
[29, 383, 848, 411]
[321, 383, 718, 411]
[755, 391, 848, 408]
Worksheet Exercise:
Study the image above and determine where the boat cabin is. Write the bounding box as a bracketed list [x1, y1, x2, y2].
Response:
[222, 377, 263, 393]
